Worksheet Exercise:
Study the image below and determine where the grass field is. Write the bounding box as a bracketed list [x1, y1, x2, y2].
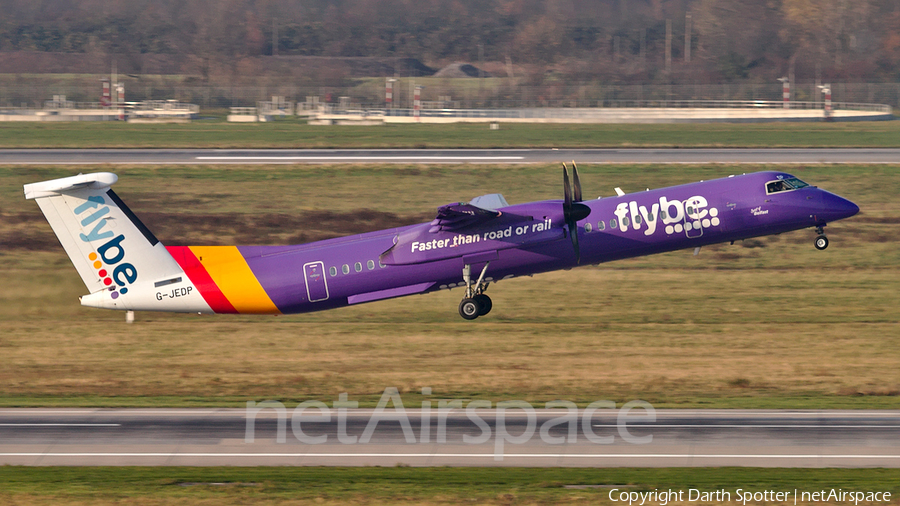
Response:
[1, 467, 899, 505]
[0, 164, 897, 408]
[1, 119, 900, 148]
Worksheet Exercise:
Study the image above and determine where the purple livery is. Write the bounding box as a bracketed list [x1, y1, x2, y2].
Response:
[24, 167, 859, 319]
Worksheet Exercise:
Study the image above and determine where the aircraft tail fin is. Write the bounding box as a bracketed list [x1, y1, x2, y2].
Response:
[24, 172, 184, 301]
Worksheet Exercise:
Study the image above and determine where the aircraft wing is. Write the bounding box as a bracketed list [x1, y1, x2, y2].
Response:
[380, 201, 564, 266]
[428, 203, 502, 233]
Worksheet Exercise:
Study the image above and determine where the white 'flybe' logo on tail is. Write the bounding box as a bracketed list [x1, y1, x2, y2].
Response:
[75, 195, 137, 298]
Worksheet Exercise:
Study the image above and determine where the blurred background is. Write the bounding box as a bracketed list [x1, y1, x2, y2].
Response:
[2, 0, 900, 109]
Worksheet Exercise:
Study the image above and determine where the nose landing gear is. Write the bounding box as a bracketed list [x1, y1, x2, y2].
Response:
[458, 262, 492, 320]
[814, 226, 829, 250]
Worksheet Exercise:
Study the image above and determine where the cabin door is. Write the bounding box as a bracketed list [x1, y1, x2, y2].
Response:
[303, 261, 330, 302]
[683, 197, 705, 238]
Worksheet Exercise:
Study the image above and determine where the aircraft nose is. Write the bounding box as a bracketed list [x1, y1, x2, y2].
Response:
[819, 191, 859, 222]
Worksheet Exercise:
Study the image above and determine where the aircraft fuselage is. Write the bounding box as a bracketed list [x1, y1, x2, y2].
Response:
[75, 170, 856, 317]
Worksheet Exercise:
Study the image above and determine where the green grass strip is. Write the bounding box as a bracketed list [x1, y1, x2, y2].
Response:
[2, 120, 900, 148]
[0, 467, 898, 504]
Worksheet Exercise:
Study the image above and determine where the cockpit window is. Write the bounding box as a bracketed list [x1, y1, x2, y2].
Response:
[766, 177, 810, 194]
[766, 181, 788, 193]
[785, 177, 809, 189]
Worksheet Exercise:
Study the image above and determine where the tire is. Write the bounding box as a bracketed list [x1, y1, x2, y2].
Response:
[474, 294, 492, 315]
[459, 298, 481, 320]
[815, 235, 829, 250]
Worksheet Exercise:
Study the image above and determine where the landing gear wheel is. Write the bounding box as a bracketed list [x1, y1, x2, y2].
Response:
[459, 298, 482, 320]
[814, 235, 829, 250]
[473, 294, 492, 316]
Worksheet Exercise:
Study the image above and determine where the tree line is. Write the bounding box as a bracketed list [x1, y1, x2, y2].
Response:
[1, 0, 899, 83]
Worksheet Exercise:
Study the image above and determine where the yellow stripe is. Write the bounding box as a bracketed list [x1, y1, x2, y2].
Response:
[188, 246, 281, 314]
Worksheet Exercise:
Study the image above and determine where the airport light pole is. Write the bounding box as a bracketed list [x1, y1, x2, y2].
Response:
[116, 83, 125, 121]
[414, 85, 422, 122]
[385, 78, 396, 111]
[100, 78, 111, 107]
[818, 83, 832, 121]
[778, 77, 790, 109]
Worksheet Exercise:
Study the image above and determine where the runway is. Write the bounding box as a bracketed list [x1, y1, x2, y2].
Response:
[2, 409, 899, 467]
[2, 148, 900, 164]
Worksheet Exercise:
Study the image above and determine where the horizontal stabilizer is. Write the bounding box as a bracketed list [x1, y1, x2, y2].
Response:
[24, 172, 118, 200]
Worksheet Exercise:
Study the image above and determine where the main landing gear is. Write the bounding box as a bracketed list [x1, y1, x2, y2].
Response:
[458, 262, 492, 320]
[814, 226, 829, 250]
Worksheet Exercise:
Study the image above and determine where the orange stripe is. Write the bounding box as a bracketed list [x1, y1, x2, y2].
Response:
[187, 246, 281, 314]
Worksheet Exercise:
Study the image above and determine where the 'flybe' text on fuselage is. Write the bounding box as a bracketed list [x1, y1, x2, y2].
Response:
[609, 195, 721, 236]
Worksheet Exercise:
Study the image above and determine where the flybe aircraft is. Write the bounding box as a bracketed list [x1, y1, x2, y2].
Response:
[24, 167, 858, 320]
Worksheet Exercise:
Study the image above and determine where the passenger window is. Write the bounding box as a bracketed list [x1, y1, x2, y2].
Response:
[610, 218, 618, 229]
[622, 217, 630, 227]
[342, 264, 350, 275]
[584, 222, 593, 233]
[329, 266, 337, 277]
[354, 262, 362, 272]
[635, 215, 642, 225]
[367, 260, 375, 270]
[597, 221, 605, 231]
[660, 210, 667, 220]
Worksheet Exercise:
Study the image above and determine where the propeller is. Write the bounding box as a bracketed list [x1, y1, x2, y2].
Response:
[572, 161, 583, 202]
[562, 161, 591, 264]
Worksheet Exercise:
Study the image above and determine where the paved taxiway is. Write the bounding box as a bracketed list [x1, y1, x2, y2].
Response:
[2, 148, 900, 164]
[2, 409, 899, 467]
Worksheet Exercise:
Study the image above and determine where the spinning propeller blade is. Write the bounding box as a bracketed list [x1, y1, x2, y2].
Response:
[572, 161, 582, 202]
[562, 162, 591, 264]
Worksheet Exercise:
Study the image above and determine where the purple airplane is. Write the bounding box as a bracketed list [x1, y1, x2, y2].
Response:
[24, 166, 858, 320]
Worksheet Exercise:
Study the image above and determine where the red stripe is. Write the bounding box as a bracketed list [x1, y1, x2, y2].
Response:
[166, 246, 237, 314]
